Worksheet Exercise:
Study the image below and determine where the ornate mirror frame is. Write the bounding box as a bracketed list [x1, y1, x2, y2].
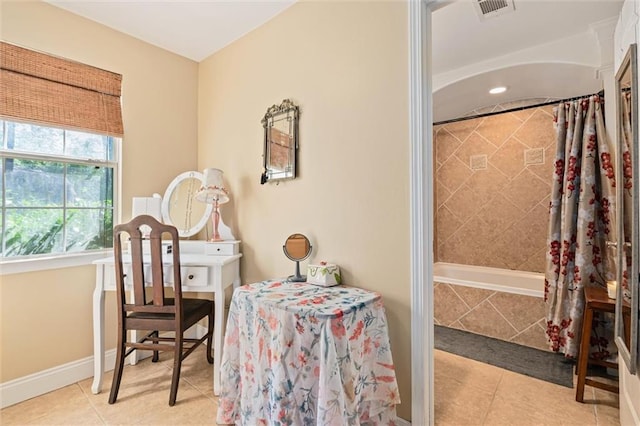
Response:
[261, 99, 299, 184]
[615, 42, 639, 375]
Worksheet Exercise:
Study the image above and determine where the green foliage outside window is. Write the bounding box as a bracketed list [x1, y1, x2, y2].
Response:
[0, 120, 117, 258]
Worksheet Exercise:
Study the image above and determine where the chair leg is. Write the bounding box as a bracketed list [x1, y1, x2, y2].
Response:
[576, 305, 593, 403]
[169, 332, 183, 406]
[152, 331, 160, 362]
[206, 306, 214, 364]
[108, 328, 127, 404]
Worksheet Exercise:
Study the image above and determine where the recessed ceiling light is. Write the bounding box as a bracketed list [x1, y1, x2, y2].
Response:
[489, 86, 507, 94]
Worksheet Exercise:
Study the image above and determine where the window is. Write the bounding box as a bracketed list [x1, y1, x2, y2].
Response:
[0, 120, 118, 258]
[0, 42, 123, 266]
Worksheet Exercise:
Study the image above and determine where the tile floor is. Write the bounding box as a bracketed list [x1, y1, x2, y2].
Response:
[1, 348, 619, 425]
[434, 350, 619, 426]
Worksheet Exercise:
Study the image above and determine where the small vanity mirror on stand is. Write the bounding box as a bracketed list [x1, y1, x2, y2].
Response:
[283, 233, 312, 282]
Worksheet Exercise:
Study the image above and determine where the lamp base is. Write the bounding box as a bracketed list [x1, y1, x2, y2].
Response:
[210, 202, 223, 242]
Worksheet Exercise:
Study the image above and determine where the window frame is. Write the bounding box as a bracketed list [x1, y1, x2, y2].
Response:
[0, 121, 121, 275]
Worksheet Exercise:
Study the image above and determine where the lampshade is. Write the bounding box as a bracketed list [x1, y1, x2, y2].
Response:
[195, 168, 229, 204]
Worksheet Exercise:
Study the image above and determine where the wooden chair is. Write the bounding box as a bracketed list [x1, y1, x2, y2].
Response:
[575, 285, 618, 402]
[108, 215, 214, 406]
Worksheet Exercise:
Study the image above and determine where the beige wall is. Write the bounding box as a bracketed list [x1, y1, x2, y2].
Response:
[1, 1, 198, 381]
[435, 105, 556, 273]
[197, 1, 411, 419]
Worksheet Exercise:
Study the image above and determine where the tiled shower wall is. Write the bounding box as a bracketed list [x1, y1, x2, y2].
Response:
[434, 101, 557, 273]
[434, 100, 560, 352]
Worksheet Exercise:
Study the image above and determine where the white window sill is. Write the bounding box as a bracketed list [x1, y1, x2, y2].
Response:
[0, 251, 111, 276]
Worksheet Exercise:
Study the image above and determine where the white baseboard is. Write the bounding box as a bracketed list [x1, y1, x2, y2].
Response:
[396, 417, 411, 425]
[0, 325, 208, 409]
[0, 349, 117, 409]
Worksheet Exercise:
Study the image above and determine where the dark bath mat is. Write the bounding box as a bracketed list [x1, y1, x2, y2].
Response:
[435, 325, 574, 388]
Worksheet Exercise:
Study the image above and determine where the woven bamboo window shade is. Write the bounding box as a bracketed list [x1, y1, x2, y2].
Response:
[0, 42, 123, 136]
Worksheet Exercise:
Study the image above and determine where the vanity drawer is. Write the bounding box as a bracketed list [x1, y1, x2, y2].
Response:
[103, 265, 208, 288]
[180, 266, 209, 287]
[205, 240, 240, 255]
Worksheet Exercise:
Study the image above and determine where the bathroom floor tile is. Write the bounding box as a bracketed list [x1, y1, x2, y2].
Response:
[483, 369, 598, 425]
[435, 349, 619, 426]
[435, 370, 496, 425]
[435, 350, 504, 394]
[590, 387, 621, 426]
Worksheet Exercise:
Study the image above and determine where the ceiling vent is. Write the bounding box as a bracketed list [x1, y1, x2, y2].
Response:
[474, 0, 515, 20]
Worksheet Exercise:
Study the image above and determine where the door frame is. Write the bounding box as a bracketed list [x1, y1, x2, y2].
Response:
[408, 0, 436, 424]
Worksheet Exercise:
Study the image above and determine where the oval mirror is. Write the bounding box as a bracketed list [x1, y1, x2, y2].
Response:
[161, 171, 213, 237]
[283, 233, 312, 282]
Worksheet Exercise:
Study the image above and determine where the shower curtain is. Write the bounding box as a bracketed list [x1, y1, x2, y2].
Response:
[544, 95, 617, 359]
[621, 91, 634, 302]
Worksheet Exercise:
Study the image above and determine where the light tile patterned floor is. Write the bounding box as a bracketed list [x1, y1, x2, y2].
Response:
[0, 348, 619, 425]
[435, 350, 620, 426]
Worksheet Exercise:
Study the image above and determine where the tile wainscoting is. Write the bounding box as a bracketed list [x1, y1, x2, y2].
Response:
[434, 281, 549, 352]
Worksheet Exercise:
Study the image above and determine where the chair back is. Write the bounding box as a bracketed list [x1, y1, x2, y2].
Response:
[113, 215, 183, 320]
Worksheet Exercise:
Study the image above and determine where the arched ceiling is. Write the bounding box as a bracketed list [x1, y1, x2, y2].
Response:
[432, 0, 624, 122]
[433, 62, 602, 123]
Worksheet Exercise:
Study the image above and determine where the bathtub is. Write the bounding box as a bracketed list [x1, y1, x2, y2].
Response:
[433, 262, 545, 298]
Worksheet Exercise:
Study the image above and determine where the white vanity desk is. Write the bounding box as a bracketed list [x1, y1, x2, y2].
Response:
[91, 240, 242, 397]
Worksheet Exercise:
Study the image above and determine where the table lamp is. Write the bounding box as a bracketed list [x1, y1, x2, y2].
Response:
[195, 168, 229, 242]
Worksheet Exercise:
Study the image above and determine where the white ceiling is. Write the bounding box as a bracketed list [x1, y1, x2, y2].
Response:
[432, 0, 621, 75]
[45, 0, 296, 62]
[45, 0, 624, 121]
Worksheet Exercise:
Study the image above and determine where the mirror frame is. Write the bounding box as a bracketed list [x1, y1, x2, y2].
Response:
[161, 171, 213, 238]
[283, 233, 312, 261]
[615, 42, 639, 375]
[261, 99, 299, 184]
[282, 233, 312, 282]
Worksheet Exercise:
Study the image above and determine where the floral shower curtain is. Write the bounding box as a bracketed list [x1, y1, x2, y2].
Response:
[621, 91, 634, 302]
[545, 95, 617, 359]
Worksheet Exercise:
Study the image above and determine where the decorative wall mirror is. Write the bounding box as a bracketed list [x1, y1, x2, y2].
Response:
[161, 171, 212, 237]
[283, 233, 312, 282]
[261, 99, 299, 184]
[615, 42, 639, 375]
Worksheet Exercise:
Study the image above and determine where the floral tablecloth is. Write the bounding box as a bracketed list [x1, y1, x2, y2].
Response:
[216, 279, 400, 425]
